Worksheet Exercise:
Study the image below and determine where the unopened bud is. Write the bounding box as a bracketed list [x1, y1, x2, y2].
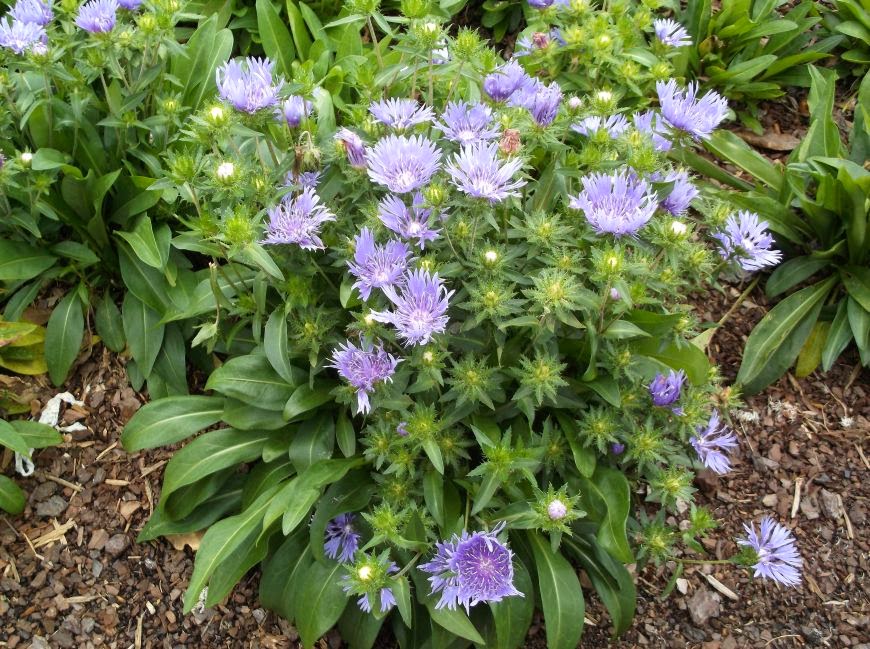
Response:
[670, 220, 687, 236]
[484, 250, 498, 265]
[547, 499, 568, 520]
[207, 105, 228, 126]
[216, 162, 236, 182]
[20, 151, 33, 167]
[567, 96, 582, 111]
[357, 565, 373, 581]
[499, 128, 521, 155]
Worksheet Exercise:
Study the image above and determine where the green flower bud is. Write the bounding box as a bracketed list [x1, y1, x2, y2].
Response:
[222, 211, 255, 246]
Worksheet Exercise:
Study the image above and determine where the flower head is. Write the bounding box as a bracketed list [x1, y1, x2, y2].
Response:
[343, 555, 399, 614]
[572, 114, 630, 138]
[335, 128, 367, 168]
[657, 80, 728, 140]
[712, 211, 782, 272]
[445, 141, 526, 203]
[632, 111, 673, 152]
[522, 81, 563, 126]
[738, 516, 802, 587]
[117, 0, 141, 8]
[527, 0, 555, 7]
[74, 0, 117, 33]
[284, 169, 323, 190]
[324, 513, 361, 563]
[649, 369, 685, 407]
[366, 135, 441, 194]
[216, 57, 283, 114]
[659, 170, 698, 215]
[347, 228, 410, 301]
[262, 186, 335, 250]
[329, 339, 401, 414]
[419, 523, 522, 612]
[569, 170, 657, 236]
[277, 95, 311, 127]
[377, 193, 440, 249]
[370, 98, 434, 130]
[371, 269, 453, 346]
[436, 101, 500, 145]
[11, 0, 53, 26]
[654, 18, 691, 47]
[690, 410, 738, 475]
[483, 60, 533, 102]
[0, 17, 46, 53]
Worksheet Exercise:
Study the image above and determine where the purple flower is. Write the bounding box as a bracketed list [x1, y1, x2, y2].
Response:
[657, 80, 728, 140]
[436, 101, 500, 145]
[572, 114, 630, 138]
[632, 111, 672, 152]
[397, 421, 409, 437]
[654, 19, 692, 47]
[335, 128, 367, 169]
[371, 269, 453, 346]
[347, 228, 410, 301]
[419, 523, 522, 612]
[357, 587, 397, 613]
[547, 499, 567, 520]
[284, 169, 323, 190]
[712, 211, 782, 272]
[366, 135, 441, 194]
[523, 81, 563, 126]
[527, 0, 554, 7]
[216, 57, 283, 114]
[568, 170, 657, 236]
[277, 95, 311, 127]
[738, 516, 802, 587]
[328, 339, 401, 414]
[445, 141, 526, 203]
[659, 170, 698, 215]
[377, 193, 440, 249]
[483, 60, 533, 102]
[10, 0, 52, 26]
[324, 513, 361, 563]
[262, 186, 335, 250]
[0, 17, 45, 53]
[690, 410, 738, 475]
[369, 98, 434, 130]
[649, 369, 685, 407]
[74, 0, 117, 33]
[117, 0, 141, 9]
[610, 442, 625, 455]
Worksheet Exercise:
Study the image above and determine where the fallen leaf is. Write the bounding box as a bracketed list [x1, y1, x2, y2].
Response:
[166, 531, 205, 551]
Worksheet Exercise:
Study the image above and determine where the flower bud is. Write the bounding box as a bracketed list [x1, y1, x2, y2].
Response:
[453, 27, 482, 61]
[483, 250, 498, 265]
[423, 183, 446, 207]
[422, 350, 434, 364]
[610, 287, 620, 300]
[400, 0, 428, 18]
[567, 96, 583, 111]
[499, 128, 521, 155]
[216, 161, 236, 183]
[357, 565, 373, 581]
[670, 220, 687, 237]
[547, 499, 568, 520]
[137, 12, 158, 33]
[20, 151, 33, 167]
[396, 422, 409, 437]
[206, 104, 229, 127]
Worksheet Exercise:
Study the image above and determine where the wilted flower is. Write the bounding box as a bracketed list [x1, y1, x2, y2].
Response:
[712, 211, 782, 272]
[569, 170, 657, 236]
[436, 101, 500, 145]
[377, 193, 440, 249]
[738, 516, 802, 587]
[659, 170, 698, 215]
[632, 111, 673, 152]
[329, 339, 401, 414]
[10, 0, 52, 26]
[347, 228, 410, 301]
[649, 369, 685, 408]
[0, 17, 46, 53]
[74, 0, 118, 33]
[690, 410, 738, 475]
[262, 187, 335, 250]
[499, 128, 521, 155]
[366, 135, 442, 194]
[277, 95, 311, 127]
[369, 98, 434, 130]
[324, 513, 361, 563]
[657, 80, 729, 140]
[335, 128, 367, 168]
[216, 57, 282, 114]
[483, 60, 532, 102]
[572, 114, 630, 138]
[419, 523, 522, 612]
[445, 141, 526, 203]
[371, 269, 453, 346]
[654, 18, 691, 47]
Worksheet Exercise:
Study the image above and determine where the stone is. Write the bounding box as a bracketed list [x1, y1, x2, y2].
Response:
[35, 496, 67, 518]
[818, 489, 840, 520]
[687, 589, 721, 626]
[103, 534, 128, 557]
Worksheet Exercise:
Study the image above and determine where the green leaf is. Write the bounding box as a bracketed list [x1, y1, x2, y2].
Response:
[9, 420, 62, 449]
[847, 296, 870, 365]
[338, 598, 385, 649]
[94, 293, 126, 353]
[288, 413, 335, 472]
[821, 300, 853, 371]
[205, 354, 299, 411]
[0, 418, 31, 455]
[122, 292, 165, 379]
[45, 292, 84, 386]
[0, 240, 56, 287]
[175, 15, 234, 110]
[259, 529, 310, 619]
[422, 437, 444, 474]
[309, 471, 375, 561]
[121, 395, 225, 451]
[161, 428, 274, 500]
[283, 383, 335, 421]
[841, 266, 870, 313]
[795, 321, 829, 378]
[423, 470, 445, 527]
[222, 398, 288, 431]
[737, 277, 836, 394]
[766, 257, 830, 298]
[0, 475, 26, 515]
[392, 574, 413, 627]
[579, 467, 633, 563]
[490, 559, 534, 649]
[704, 130, 784, 192]
[295, 560, 348, 648]
[603, 320, 650, 340]
[138, 485, 243, 541]
[205, 528, 271, 608]
[248, 5, 281, 67]
[631, 338, 710, 385]
[51, 241, 100, 267]
[335, 410, 356, 457]
[116, 217, 171, 270]
[264, 308, 296, 383]
[286, 0, 313, 60]
[428, 605, 485, 645]
[117, 242, 171, 313]
[527, 531, 584, 649]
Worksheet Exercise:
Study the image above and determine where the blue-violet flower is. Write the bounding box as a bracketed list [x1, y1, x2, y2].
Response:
[216, 57, 283, 114]
[347, 228, 410, 301]
[366, 134, 442, 194]
[690, 410, 738, 475]
[370, 98, 434, 131]
[262, 186, 335, 250]
[436, 101, 500, 145]
[654, 18, 692, 47]
[712, 210, 782, 272]
[657, 80, 728, 140]
[445, 141, 526, 203]
[371, 269, 453, 346]
[329, 339, 401, 414]
[324, 513, 361, 563]
[738, 516, 802, 587]
[74, 0, 117, 33]
[378, 193, 440, 249]
[569, 170, 657, 236]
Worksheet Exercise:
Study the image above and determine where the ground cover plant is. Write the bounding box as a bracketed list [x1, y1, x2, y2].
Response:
[0, 0, 821, 647]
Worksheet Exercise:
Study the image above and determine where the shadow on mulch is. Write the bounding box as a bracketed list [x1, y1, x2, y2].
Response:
[0, 282, 867, 649]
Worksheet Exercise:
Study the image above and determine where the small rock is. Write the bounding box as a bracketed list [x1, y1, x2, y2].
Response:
[676, 578, 689, 595]
[768, 443, 782, 462]
[252, 608, 267, 624]
[80, 618, 95, 634]
[818, 489, 840, 520]
[762, 494, 778, 507]
[29, 638, 51, 649]
[35, 496, 67, 518]
[89, 529, 109, 551]
[31, 482, 57, 501]
[722, 637, 738, 649]
[800, 493, 820, 520]
[103, 534, 128, 557]
[687, 589, 721, 625]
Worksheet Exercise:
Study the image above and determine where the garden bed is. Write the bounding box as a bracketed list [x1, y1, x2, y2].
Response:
[1, 285, 866, 649]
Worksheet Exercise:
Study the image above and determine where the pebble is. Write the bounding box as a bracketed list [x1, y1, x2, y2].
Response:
[687, 589, 721, 625]
[103, 534, 128, 557]
[818, 489, 840, 519]
[35, 495, 67, 518]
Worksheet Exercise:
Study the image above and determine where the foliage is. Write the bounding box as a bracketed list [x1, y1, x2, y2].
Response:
[820, 0, 870, 78]
[681, 67, 870, 394]
[0, 413, 62, 514]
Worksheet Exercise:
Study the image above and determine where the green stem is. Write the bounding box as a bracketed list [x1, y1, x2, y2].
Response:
[367, 16, 383, 70]
[394, 551, 423, 579]
[715, 275, 760, 330]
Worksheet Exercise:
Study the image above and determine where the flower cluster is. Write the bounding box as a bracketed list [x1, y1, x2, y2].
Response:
[0, 0, 49, 53]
